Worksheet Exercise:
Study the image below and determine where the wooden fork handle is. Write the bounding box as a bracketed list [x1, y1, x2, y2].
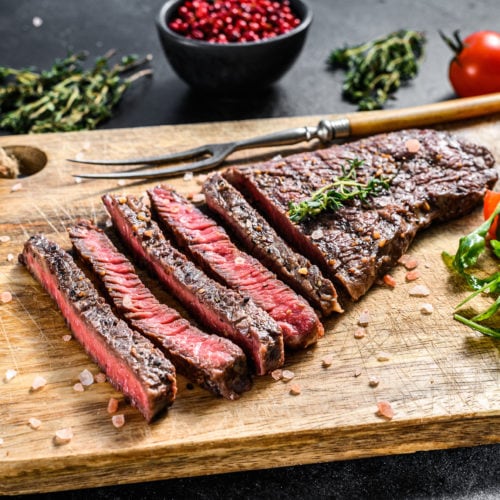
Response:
[345, 92, 500, 137]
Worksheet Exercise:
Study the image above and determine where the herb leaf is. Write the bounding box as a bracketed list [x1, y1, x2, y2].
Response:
[0, 51, 152, 134]
[328, 30, 426, 111]
[288, 158, 392, 223]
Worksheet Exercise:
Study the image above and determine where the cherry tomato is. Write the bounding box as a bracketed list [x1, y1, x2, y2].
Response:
[483, 189, 500, 239]
[442, 30, 500, 97]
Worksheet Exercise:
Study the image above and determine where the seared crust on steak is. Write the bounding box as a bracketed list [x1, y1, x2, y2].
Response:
[148, 185, 323, 349]
[102, 194, 284, 375]
[69, 220, 252, 400]
[19, 235, 176, 422]
[225, 129, 498, 301]
[202, 173, 342, 316]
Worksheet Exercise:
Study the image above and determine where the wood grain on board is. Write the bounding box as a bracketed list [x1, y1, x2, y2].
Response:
[0, 115, 499, 495]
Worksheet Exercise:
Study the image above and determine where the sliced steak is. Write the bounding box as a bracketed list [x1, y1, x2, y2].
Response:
[148, 185, 323, 349]
[69, 220, 252, 400]
[225, 128, 498, 300]
[202, 173, 342, 317]
[102, 194, 284, 375]
[19, 235, 176, 422]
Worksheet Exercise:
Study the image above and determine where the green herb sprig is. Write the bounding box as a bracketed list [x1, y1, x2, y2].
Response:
[442, 202, 500, 339]
[328, 30, 426, 111]
[288, 159, 392, 223]
[0, 50, 152, 134]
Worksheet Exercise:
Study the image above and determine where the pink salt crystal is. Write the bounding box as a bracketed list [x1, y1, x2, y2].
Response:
[420, 303, 434, 315]
[281, 369, 295, 382]
[409, 284, 430, 297]
[0, 235, 11, 243]
[0, 291, 12, 304]
[73, 382, 84, 392]
[321, 355, 333, 368]
[79, 369, 94, 386]
[107, 397, 119, 414]
[54, 427, 73, 445]
[358, 310, 370, 326]
[354, 327, 366, 339]
[289, 384, 301, 395]
[28, 417, 42, 430]
[31, 375, 47, 391]
[405, 139, 421, 153]
[95, 372, 107, 383]
[271, 369, 283, 381]
[376, 400, 395, 420]
[404, 258, 419, 270]
[112, 414, 126, 428]
[62, 334, 72, 342]
[10, 182, 22, 192]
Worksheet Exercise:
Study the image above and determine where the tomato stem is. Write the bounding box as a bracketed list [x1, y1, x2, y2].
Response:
[439, 29, 464, 55]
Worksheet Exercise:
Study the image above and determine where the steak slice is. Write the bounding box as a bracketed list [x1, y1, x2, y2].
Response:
[202, 173, 342, 317]
[19, 235, 176, 422]
[69, 220, 251, 400]
[148, 185, 323, 349]
[102, 194, 284, 375]
[225, 128, 498, 301]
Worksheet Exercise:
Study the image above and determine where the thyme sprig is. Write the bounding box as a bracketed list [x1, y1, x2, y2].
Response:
[328, 30, 426, 111]
[288, 159, 392, 222]
[0, 50, 152, 134]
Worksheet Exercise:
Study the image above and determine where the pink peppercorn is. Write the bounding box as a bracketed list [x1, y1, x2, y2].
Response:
[168, 0, 301, 43]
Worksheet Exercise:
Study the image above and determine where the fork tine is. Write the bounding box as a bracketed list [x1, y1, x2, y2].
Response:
[67, 144, 212, 166]
[73, 154, 223, 180]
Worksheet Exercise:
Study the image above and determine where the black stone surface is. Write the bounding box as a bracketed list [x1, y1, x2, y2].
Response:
[1, 0, 499, 498]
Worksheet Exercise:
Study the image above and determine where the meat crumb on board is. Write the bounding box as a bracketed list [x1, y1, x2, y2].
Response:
[112, 414, 126, 428]
[95, 372, 107, 383]
[107, 397, 119, 414]
[289, 384, 301, 395]
[321, 356, 333, 368]
[405, 270, 420, 281]
[368, 376, 380, 387]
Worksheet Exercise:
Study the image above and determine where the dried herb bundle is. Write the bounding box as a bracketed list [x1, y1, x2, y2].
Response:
[328, 30, 426, 111]
[0, 51, 152, 134]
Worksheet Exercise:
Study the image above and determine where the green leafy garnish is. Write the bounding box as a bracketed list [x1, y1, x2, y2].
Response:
[288, 158, 392, 223]
[0, 50, 152, 134]
[443, 202, 500, 338]
[328, 30, 426, 111]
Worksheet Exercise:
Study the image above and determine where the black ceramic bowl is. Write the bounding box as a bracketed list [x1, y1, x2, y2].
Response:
[156, 0, 312, 93]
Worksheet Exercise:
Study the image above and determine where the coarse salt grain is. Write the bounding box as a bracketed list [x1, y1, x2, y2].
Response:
[354, 327, 366, 339]
[28, 417, 42, 430]
[270, 369, 283, 381]
[62, 334, 72, 342]
[0, 438, 3, 446]
[404, 258, 419, 270]
[32, 16, 43, 27]
[289, 384, 301, 395]
[79, 369, 94, 386]
[183, 171, 194, 182]
[195, 174, 208, 185]
[54, 427, 73, 445]
[74, 176, 83, 184]
[311, 229, 324, 240]
[192, 193, 205, 204]
[368, 376, 380, 387]
[0, 235, 11, 243]
[409, 284, 430, 297]
[4, 369, 17, 382]
[383, 274, 397, 288]
[405, 139, 421, 153]
[281, 370, 295, 382]
[420, 303, 434, 315]
[234, 256, 246, 265]
[1, 291, 12, 304]
[358, 310, 370, 326]
[112, 414, 126, 428]
[354, 368, 362, 378]
[73, 382, 84, 392]
[322, 356, 333, 368]
[117, 179, 126, 186]
[405, 270, 420, 281]
[95, 372, 107, 383]
[7, 253, 14, 262]
[107, 397, 119, 414]
[10, 182, 22, 192]
[122, 295, 133, 308]
[31, 375, 47, 391]
[376, 400, 395, 420]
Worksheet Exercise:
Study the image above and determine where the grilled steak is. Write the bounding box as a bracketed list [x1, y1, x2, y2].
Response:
[148, 185, 323, 349]
[19, 235, 176, 422]
[69, 220, 252, 400]
[202, 173, 342, 317]
[102, 194, 284, 375]
[225, 128, 498, 301]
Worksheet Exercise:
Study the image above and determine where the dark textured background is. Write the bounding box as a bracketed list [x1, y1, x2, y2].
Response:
[1, 0, 499, 497]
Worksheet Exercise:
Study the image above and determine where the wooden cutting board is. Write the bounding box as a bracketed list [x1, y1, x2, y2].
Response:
[1, 115, 499, 495]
